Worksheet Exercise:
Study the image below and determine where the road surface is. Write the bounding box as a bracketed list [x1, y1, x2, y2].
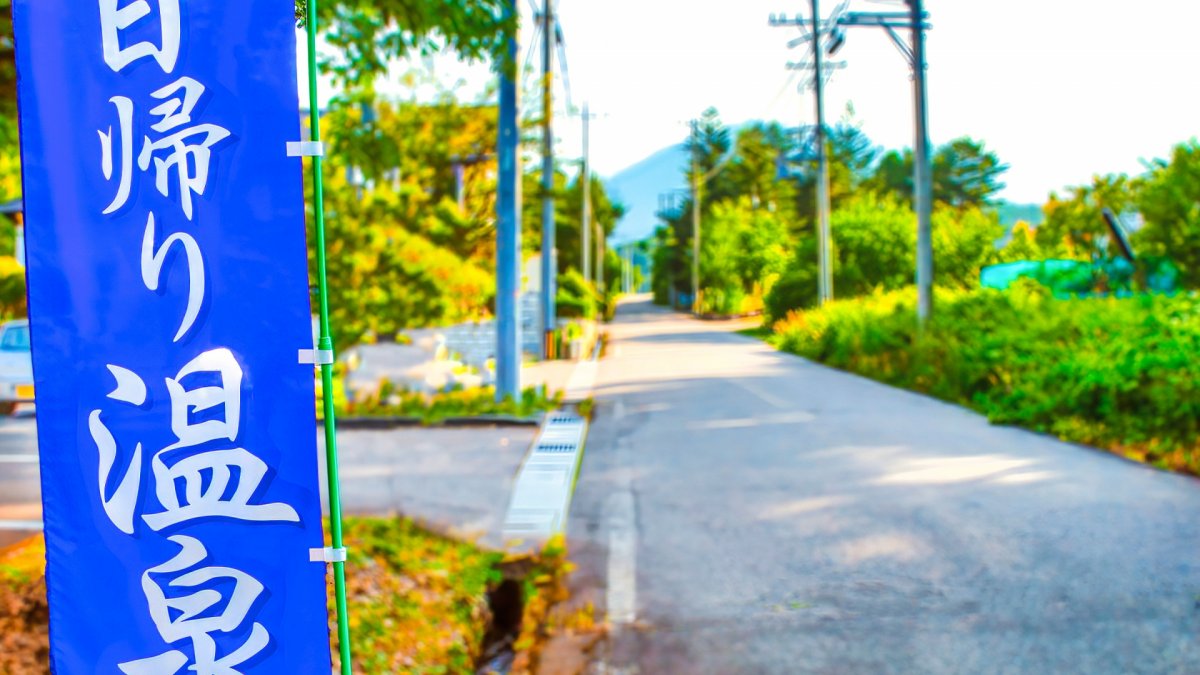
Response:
[0, 415, 39, 548]
[569, 297, 1200, 674]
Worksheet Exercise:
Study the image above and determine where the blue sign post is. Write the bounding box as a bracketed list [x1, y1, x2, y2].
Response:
[13, 2, 333, 672]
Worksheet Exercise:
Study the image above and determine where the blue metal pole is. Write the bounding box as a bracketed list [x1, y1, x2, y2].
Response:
[540, 0, 556, 359]
[496, 1, 522, 402]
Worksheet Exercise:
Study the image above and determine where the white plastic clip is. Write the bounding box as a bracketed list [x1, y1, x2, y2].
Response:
[298, 348, 335, 365]
[309, 546, 348, 564]
[287, 141, 325, 157]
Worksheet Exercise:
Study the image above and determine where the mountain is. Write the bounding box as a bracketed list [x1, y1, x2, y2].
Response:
[604, 143, 689, 245]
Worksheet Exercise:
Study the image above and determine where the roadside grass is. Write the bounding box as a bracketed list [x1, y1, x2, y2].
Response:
[736, 325, 773, 341]
[765, 285, 1200, 475]
[0, 518, 574, 675]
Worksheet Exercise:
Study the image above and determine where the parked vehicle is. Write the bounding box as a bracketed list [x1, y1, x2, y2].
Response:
[0, 319, 33, 414]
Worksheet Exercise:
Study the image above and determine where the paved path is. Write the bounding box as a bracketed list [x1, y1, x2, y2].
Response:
[568, 297, 1200, 674]
[317, 426, 535, 550]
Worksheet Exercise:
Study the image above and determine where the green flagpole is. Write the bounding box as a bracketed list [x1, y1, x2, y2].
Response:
[303, 0, 353, 671]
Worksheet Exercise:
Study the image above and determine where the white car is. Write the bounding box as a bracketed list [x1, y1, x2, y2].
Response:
[0, 319, 33, 414]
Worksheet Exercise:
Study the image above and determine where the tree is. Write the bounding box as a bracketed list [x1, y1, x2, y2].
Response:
[932, 206, 1004, 288]
[766, 194, 915, 320]
[790, 109, 882, 226]
[996, 221, 1045, 263]
[1037, 174, 1135, 259]
[1134, 140, 1200, 287]
[297, 0, 514, 88]
[685, 107, 733, 179]
[698, 198, 790, 315]
[867, 137, 1008, 209]
[725, 122, 797, 214]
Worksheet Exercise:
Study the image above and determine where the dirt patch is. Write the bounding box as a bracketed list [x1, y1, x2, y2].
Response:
[0, 535, 50, 675]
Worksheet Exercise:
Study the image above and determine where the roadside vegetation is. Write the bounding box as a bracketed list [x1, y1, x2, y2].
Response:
[773, 285, 1200, 474]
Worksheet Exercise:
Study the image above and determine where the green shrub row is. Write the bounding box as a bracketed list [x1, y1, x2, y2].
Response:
[772, 284, 1200, 474]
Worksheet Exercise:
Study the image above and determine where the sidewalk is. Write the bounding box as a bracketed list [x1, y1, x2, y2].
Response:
[318, 357, 596, 551]
[317, 425, 537, 551]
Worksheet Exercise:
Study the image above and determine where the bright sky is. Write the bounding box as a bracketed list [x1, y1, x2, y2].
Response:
[303, 0, 1200, 204]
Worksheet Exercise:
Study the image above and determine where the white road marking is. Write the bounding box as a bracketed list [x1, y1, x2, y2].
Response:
[606, 400, 638, 627]
[0, 519, 42, 530]
[688, 410, 816, 430]
[733, 378, 791, 410]
[0, 454, 38, 463]
[606, 483, 637, 625]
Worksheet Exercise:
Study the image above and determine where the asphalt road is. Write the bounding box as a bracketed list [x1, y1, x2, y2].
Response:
[569, 297, 1200, 674]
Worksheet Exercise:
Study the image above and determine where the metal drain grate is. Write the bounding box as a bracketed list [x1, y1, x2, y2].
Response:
[502, 411, 588, 541]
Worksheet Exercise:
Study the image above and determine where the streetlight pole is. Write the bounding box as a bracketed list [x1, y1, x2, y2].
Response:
[909, 0, 933, 325]
[495, 1, 522, 401]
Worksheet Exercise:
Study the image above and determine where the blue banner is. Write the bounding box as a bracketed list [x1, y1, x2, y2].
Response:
[13, 2, 332, 673]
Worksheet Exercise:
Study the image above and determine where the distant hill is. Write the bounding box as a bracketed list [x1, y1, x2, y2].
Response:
[604, 143, 689, 245]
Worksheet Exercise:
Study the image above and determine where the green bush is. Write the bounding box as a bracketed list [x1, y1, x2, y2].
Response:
[765, 196, 1005, 324]
[556, 269, 598, 320]
[773, 286, 1200, 474]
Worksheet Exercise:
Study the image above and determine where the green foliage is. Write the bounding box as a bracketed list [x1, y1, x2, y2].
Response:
[996, 221, 1044, 263]
[766, 194, 914, 321]
[694, 198, 790, 315]
[1037, 174, 1135, 259]
[772, 286, 1200, 474]
[932, 205, 1005, 288]
[522, 169, 625, 275]
[300, 0, 515, 89]
[1133, 140, 1200, 287]
[556, 269, 599, 320]
[867, 137, 1008, 208]
[312, 97, 504, 347]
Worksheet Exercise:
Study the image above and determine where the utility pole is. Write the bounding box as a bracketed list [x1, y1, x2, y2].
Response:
[790, 2, 933, 323]
[910, 0, 933, 324]
[770, 6, 841, 306]
[690, 120, 702, 314]
[581, 102, 592, 284]
[495, 0, 521, 401]
[810, 0, 833, 305]
[540, 0, 556, 359]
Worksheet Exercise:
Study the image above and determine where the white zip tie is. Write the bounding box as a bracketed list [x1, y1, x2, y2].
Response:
[287, 141, 325, 157]
[309, 546, 348, 564]
[298, 348, 335, 365]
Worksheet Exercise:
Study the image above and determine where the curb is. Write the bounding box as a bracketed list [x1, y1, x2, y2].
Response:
[325, 415, 543, 430]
